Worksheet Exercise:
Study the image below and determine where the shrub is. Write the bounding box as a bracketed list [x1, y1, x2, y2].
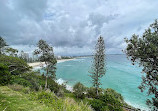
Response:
[12, 77, 32, 87]
[11, 71, 69, 95]
[90, 95, 123, 111]
[0, 63, 11, 85]
[30, 91, 56, 101]
[89, 99, 106, 111]
[36, 91, 58, 103]
[104, 88, 124, 102]
[47, 77, 60, 93]
[22, 87, 31, 94]
[99, 94, 123, 111]
[11, 72, 39, 91]
[73, 82, 85, 99]
[86, 87, 103, 98]
[89, 88, 124, 111]
[86, 87, 96, 98]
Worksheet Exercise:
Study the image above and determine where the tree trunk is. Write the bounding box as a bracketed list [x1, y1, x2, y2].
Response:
[0, 48, 1, 55]
[45, 76, 47, 89]
[45, 66, 49, 89]
[96, 67, 99, 97]
[96, 87, 99, 98]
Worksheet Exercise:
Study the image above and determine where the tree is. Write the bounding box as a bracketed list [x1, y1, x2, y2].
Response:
[5, 47, 18, 56]
[0, 36, 8, 54]
[124, 20, 158, 110]
[34, 39, 57, 89]
[89, 36, 106, 97]
[73, 82, 85, 99]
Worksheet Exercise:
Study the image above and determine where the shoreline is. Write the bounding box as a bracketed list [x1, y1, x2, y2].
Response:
[28, 58, 75, 68]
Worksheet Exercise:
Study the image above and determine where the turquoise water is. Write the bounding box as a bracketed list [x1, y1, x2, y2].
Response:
[56, 55, 150, 110]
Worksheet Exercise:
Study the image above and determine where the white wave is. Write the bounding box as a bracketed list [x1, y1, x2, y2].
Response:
[33, 66, 42, 70]
[73, 59, 84, 61]
[64, 65, 72, 66]
[56, 78, 73, 92]
[72, 59, 85, 62]
[56, 78, 65, 84]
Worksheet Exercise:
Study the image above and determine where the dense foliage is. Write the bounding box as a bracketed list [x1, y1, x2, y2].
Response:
[124, 20, 158, 110]
[0, 63, 11, 85]
[0, 54, 65, 95]
[0, 55, 30, 86]
[12, 72, 68, 95]
[90, 94, 123, 111]
[0, 55, 31, 75]
[104, 88, 124, 102]
[88, 88, 124, 111]
[72, 82, 128, 111]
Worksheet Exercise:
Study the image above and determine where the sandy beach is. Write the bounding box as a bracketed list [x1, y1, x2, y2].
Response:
[28, 59, 75, 68]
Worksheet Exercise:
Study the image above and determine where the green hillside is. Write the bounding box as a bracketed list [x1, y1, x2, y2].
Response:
[0, 86, 92, 111]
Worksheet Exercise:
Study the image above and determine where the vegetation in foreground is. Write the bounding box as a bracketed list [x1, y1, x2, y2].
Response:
[0, 86, 92, 111]
[0, 83, 139, 111]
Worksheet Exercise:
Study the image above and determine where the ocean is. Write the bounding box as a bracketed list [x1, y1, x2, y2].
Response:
[56, 54, 150, 110]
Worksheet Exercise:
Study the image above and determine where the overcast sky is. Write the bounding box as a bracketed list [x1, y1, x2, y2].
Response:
[0, 0, 158, 56]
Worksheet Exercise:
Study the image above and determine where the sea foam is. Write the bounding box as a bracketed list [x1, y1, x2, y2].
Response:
[56, 78, 73, 92]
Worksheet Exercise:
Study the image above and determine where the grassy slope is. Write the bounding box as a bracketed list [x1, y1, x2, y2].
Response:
[0, 86, 52, 111]
[0, 86, 92, 111]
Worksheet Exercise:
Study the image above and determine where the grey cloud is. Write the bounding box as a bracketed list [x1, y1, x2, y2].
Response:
[0, 1, 20, 42]
[0, 0, 48, 45]
[12, 0, 48, 21]
[88, 13, 118, 35]
[1, 0, 158, 55]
